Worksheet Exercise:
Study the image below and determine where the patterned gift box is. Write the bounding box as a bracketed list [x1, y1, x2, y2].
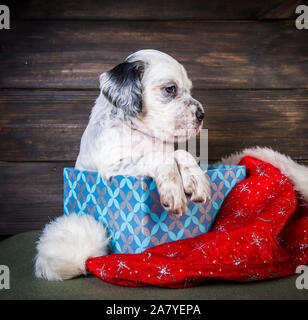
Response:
[63, 164, 246, 253]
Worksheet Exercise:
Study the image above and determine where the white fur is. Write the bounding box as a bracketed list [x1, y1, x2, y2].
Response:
[220, 146, 308, 202]
[35, 214, 110, 280]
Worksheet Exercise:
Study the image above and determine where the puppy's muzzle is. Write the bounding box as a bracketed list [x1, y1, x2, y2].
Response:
[196, 107, 205, 123]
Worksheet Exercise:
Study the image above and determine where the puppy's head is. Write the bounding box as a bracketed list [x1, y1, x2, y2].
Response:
[100, 49, 204, 142]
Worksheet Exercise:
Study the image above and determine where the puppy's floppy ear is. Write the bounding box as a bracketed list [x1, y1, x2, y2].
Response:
[100, 61, 144, 118]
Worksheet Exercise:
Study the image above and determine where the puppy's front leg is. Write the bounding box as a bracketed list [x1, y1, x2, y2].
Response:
[174, 149, 211, 204]
[153, 158, 188, 215]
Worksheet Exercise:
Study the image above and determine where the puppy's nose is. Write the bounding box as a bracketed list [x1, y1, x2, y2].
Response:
[196, 108, 205, 123]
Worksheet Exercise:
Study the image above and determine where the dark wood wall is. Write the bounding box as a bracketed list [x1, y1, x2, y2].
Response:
[0, 0, 307, 235]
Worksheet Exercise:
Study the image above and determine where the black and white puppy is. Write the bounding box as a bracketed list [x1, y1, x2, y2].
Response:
[35, 49, 211, 280]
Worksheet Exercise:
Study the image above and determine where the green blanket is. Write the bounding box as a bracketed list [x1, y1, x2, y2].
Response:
[0, 231, 307, 300]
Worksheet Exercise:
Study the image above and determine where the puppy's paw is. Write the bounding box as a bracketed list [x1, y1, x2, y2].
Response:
[180, 165, 211, 205]
[157, 175, 188, 215]
[174, 150, 211, 205]
[160, 187, 188, 215]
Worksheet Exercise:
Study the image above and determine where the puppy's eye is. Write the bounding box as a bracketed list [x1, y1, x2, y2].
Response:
[165, 86, 177, 95]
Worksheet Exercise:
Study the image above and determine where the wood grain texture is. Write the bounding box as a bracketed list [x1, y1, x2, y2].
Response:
[8, 0, 302, 20]
[261, 0, 303, 19]
[0, 21, 307, 89]
[0, 161, 74, 234]
[1, 89, 308, 162]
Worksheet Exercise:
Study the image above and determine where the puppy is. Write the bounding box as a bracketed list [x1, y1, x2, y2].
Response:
[35, 49, 210, 280]
[76, 49, 210, 214]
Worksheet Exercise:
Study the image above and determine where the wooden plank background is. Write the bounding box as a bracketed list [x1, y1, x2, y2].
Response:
[0, 0, 307, 235]
[1, 21, 308, 89]
[6, 0, 303, 20]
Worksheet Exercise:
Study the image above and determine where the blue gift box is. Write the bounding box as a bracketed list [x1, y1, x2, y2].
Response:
[63, 164, 245, 253]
